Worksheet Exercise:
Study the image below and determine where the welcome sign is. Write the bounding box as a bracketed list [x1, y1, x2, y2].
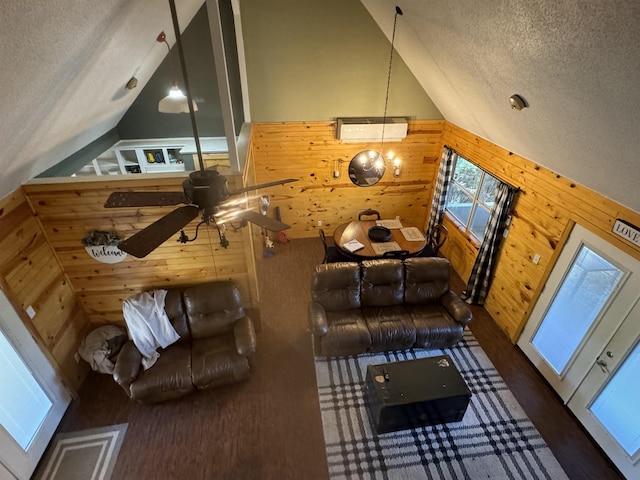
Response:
[82, 231, 128, 263]
[612, 219, 640, 248]
[85, 245, 127, 263]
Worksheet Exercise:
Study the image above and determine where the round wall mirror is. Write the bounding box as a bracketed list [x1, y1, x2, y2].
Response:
[348, 150, 385, 187]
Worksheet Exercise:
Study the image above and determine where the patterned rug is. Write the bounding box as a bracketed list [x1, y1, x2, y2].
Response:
[33, 423, 127, 480]
[314, 332, 568, 479]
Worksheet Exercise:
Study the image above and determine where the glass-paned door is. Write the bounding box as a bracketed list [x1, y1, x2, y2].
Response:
[589, 342, 640, 457]
[0, 330, 53, 449]
[568, 299, 640, 479]
[518, 223, 640, 402]
[531, 245, 624, 374]
[0, 290, 71, 480]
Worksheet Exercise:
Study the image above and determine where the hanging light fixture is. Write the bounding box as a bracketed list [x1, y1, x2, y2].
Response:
[377, 6, 403, 177]
[345, 6, 405, 187]
[156, 31, 198, 114]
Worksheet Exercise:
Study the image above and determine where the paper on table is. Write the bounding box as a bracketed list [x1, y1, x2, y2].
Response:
[371, 242, 401, 255]
[401, 227, 426, 241]
[376, 219, 403, 229]
[343, 239, 365, 252]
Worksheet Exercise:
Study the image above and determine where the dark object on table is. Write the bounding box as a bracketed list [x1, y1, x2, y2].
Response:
[364, 355, 471, 434]
[368, 225, 392, 242]
[358, 208, 381, 220]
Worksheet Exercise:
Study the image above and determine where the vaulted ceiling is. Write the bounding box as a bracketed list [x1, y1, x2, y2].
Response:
[364, 0, 640, 212]
[1, 0, 639, 211]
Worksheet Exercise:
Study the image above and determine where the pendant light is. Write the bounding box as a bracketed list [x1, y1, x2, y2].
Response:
[345, 6, 405, 187]
[378, 6, 403, 176]
[164, 0, 205, 169]
[157, 31, 198, 114]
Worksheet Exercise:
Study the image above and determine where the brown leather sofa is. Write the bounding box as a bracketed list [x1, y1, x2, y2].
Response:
[113, 280, 256, 403]
[308, 257, 472, 357]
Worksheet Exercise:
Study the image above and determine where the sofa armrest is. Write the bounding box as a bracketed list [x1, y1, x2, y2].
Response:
[113, 341, 141, 395]
[234, 317, 257, 356]
[441, 291, 473, 327]
[308, 301, 328, 335]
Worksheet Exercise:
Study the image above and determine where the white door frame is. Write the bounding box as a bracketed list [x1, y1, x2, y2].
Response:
[518, 223, 640, 402]
[567, 298, 640, 479]
[0, 289, 72, 480]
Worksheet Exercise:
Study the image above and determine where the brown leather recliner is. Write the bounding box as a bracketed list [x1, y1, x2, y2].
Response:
[113, 280, 256, 403]
[308, 258, 472, 357]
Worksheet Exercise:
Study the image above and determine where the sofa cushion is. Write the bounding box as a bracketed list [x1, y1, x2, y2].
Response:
[311, 263, 361, 311]
[129, 340, 195, 403]
[362, 305, 416, 352]
[404, 257, 450, 304]
[316, 310, 371, 357]
[164, 288, 191, 339]
[183, 281, 245, 339]
[361, 259, 404, 307]
[191, 335, 251, 389]
[405, 304, 464, 349]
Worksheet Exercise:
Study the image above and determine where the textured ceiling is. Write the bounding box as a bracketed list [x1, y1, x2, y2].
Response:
[363, 0, 640, 211]
[1, 0, 639, 212]
[0, 0, 202, 199]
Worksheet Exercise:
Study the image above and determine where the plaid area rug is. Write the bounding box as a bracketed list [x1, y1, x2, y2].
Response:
[314, 331, 568, 479]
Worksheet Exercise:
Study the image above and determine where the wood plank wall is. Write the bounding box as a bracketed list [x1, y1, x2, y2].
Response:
[440, 122, 640, 341]
[249, 120, 445, 237]
[4, 117, 638, 396]
[22, 174, 260, 328]
[0, 188, 89, 392]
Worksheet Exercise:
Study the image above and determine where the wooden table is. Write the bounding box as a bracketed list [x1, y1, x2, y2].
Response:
[333, 219, 427, 259]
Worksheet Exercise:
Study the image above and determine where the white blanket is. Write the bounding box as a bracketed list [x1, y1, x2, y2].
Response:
[122, 289, 180, 370]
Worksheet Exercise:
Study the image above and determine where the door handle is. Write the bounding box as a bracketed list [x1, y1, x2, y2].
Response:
[596, 359, 609, 374]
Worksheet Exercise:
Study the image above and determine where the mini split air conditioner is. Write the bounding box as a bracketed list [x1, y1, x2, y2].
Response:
[336, 117, 408, 143]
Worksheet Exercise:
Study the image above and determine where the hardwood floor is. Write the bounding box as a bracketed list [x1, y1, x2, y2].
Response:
[52, 238, 623, 480]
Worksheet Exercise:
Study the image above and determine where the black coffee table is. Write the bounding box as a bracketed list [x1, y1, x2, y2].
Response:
[364, 354, 471, 434]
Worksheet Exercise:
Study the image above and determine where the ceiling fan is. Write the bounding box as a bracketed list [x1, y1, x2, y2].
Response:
[103, 0, 296, 259]
[104, 171, 297, 258]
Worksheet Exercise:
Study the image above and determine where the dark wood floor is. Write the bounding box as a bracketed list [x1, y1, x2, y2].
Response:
[51, 238, 623, 480]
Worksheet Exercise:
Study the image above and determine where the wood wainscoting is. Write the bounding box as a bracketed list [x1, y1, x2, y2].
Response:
[249, 120, 445, 238]
[0, 188, 89, 391]
[441, 122, 640, 342]
[23, 174, 260, 329]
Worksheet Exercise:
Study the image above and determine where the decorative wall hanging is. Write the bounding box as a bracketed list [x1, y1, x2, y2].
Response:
[612, 219, 640, 247]
[82, 231, 128, 263]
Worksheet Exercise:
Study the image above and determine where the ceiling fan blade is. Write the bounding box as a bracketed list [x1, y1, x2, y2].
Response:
[228, 178, 298, 195]
[236, 210, 291, 232]
[118, 205, 200, 258]
[104, 191, 187, 208]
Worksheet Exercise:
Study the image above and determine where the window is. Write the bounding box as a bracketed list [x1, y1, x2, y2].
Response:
[444, 156, 499, 241]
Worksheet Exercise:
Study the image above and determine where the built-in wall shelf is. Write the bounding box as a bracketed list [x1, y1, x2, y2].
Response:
[74, 137, 231, 177]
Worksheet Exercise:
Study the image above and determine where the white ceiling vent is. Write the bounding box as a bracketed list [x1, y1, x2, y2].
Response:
[336, 117, 408, 143]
